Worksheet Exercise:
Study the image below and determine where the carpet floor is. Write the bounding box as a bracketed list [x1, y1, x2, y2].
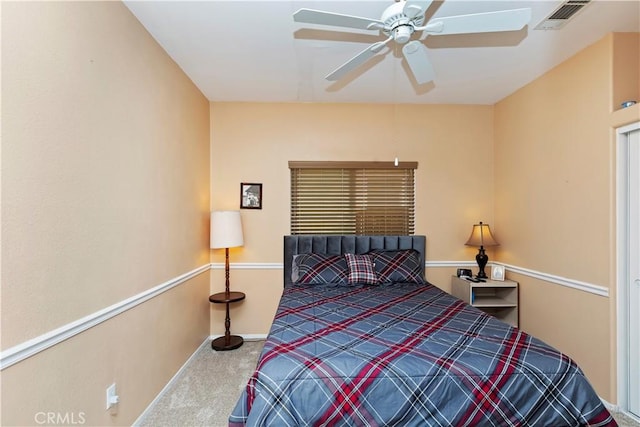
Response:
[136, 340, 263, 427]
[137, 339, 640, 427]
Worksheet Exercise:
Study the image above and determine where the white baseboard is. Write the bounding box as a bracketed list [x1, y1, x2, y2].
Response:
[602, 398, 618, 411]
[132, 337, 210, 426]
[627, 411, 640, 423]
[602, 399, 640, 424]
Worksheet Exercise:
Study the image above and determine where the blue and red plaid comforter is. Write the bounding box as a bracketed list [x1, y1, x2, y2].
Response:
[229, 282, 615, 426]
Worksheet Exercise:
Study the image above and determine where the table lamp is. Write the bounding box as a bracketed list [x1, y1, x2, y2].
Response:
[465, 221, 499, 279]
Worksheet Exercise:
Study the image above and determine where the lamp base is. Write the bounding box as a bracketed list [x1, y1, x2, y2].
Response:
[211, 335, 244, 351]
[475, 246, 489, 279]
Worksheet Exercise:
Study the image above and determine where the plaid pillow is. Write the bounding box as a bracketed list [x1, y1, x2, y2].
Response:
[292, 254, 349, 285]
[367, 249, 426, 284]
[344, 253, 378, 285]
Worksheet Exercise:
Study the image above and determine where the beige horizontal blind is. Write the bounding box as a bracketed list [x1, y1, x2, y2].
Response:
[290, 161, 416, 235]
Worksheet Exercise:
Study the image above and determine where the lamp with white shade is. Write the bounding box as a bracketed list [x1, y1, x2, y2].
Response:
[209, 210, 245, 351]
[465, 221, 499, 280]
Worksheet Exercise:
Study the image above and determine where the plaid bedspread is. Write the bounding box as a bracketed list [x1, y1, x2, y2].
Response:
[229, 283, 615, 426]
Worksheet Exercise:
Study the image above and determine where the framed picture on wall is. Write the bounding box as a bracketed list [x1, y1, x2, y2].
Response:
[240, 183, 262, 209]
[491, 265, 505, 281]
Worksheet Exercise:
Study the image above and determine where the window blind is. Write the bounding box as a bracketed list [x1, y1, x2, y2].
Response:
[289, 161, 417, 235]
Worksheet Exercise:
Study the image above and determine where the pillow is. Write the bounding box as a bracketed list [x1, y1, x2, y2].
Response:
[344, 253, 378, 285]
[367, 249, 426, 284]
[292, 254, 349, 285]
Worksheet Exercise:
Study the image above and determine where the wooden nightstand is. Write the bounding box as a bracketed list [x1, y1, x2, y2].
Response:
[209, 291, 245, 351]
[451, 275, 519, 327]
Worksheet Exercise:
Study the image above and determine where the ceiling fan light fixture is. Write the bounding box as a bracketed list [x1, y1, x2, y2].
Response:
[393, 25, 413, 44]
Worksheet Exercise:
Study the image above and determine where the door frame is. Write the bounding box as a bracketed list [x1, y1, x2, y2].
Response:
[616, 121, 639, 415]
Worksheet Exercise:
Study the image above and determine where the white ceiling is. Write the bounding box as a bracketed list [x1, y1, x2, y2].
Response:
[124, 0, 639, 105]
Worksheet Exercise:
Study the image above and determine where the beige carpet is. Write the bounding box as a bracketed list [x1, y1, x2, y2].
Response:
[136, 340, 264, 427]
[137, 339, 640, 427]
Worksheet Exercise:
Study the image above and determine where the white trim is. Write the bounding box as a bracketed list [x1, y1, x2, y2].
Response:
[3, 259, 607, 371]
[617, 123, 631, 412]
[211, 261, 476, 270]
[495, 262, 609, 297]
[426, 261, 476, 268]
[211, 262, 282, 270]
[132, 337, 210, 426]
[623, 410, 640, 424]
[212, 262, 608, 297]
[0, 264, 211, 370]
[617, 121, 640, 136]
[616, 121, 640, 416]
[213, 262, 609, 297]
[627, 412, 640, 424]
[604, 399, 640, 424]
[602, 398, 617, 411]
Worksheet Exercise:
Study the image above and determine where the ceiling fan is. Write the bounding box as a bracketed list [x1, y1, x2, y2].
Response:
[293, 0, 532, 85]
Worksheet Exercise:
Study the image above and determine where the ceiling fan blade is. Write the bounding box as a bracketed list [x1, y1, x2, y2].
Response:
[423, 8, 532, 35]
[326, 39, 391, 81]
[403, 0, 434, 19]
[294, 8, 384, 31]
[402, 41, 435, 85]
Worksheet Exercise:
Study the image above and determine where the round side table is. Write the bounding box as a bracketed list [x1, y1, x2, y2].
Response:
[209, 291, 245, 351]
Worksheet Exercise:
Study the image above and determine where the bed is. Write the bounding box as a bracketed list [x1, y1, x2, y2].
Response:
[229, 235, 615, 426]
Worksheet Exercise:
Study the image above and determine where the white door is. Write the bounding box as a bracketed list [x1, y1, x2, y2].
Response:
[628, 127, 640, 418]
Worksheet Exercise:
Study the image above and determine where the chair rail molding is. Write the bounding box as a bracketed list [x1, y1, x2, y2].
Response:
[211, 262, 608, 297]
[495, 262, 608, 297]
[1, 264, 211, 370]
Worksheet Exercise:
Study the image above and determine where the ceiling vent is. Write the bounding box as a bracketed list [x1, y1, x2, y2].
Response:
[534, 0, 591, 30]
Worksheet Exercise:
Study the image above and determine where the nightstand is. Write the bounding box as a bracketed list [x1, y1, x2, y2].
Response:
[451, 275, 519, 327]
[209, 291, 245, 351]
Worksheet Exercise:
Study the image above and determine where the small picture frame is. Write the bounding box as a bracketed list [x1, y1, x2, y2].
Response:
[240, 183, 262, 209]
[491, 265, 505, 281]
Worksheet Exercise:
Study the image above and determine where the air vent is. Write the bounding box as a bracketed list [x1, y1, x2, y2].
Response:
[534, 0, 591, 30]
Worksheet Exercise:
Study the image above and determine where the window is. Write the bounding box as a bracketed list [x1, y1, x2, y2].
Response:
[289, 161, 417, 235]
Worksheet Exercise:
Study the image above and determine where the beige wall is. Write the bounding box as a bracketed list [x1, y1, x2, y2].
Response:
[612, 33, 640, 111]
[1, 2, 210, 425]
[494, 33, 639, 401]
[210, 102, 496, 335]
[494, 35, 612, 285]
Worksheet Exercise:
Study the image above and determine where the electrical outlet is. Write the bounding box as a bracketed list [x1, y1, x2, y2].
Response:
[106, 383, 119, 410]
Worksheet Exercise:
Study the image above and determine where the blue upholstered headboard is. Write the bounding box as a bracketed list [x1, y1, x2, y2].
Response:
[283, 235, 426, 286]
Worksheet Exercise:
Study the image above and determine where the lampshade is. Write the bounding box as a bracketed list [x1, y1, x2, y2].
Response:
[465, 221, 499, 247]
[210, 211, 244, 249]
